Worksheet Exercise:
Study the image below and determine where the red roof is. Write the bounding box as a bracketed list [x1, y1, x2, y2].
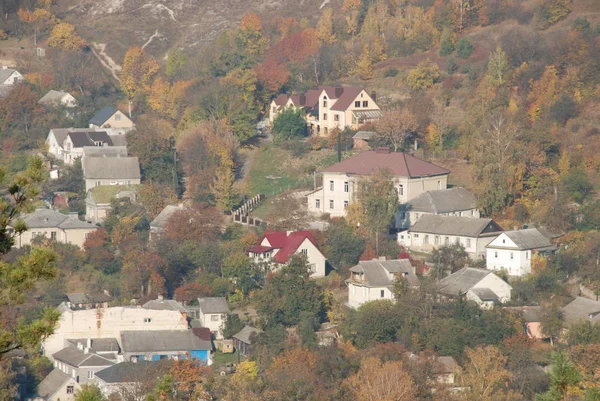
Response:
[273, 94, 289, 106]
[330, 87, 364, 111]
[321, 150, 449, 178]
[272, 86, 369, 112]
[250, 231, 317, 264]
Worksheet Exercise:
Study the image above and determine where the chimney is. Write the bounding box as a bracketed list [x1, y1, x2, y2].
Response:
[370, 91, 377, 102]
[158, 294, 164, 301]
[86, 338, 92, 348]
[68, 212, 79, 220]
[2, 66, 7, 70]
[77, 342, 83, 351]
[84, 347, 90, 354]
[334, 86, 343, 98]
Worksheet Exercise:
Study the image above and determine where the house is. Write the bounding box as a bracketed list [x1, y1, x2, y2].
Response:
[198, 297, 229, 340]
[400, 215, 503, 259]
[85, 185, 139, 224]
[0, 66, 24, 85]
[269, 86, 382, 136]
[29, 368, 80, 401]
[307, 149, 450, 219]
[396, 187, 479, 229]
[149, 204, 187, 240]
[46, 128, 103, 160]
[561, 297, 600, 327]
[94, 361, 170, 400]
[504, 306, 544, 339]
[346, 257, 420, 308]
[486, 228, 556, 277]
[119, 330, 212, 364]
[143, 295, 189, 319]
[43, 306, 189, 357]
[404, 353, 459, 385]
[352, 131, 376, 149]
[61, 131, 114, 165]
[66, 292, 112, 310]
[248, 230, 327, 277]
[232, 326, 262, 356]
[89, 106, 135, 135]
[51, 345, 114, 384]
[82, 156, 141, 192]
[434, 267, 512, 308]
[11, 208, 97, 249]
[39, 90, 77, 108]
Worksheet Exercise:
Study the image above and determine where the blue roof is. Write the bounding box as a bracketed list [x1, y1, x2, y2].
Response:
[89, 106, 118, 126]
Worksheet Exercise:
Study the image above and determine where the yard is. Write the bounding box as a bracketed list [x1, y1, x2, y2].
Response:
[212, 350, 242, 365]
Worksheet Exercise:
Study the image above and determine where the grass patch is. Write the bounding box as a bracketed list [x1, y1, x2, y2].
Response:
[213, 350, 241, 365]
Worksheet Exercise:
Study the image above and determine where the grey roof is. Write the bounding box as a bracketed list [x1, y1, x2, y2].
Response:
[67, 338, 120, 353]
[562, 297, 600, 326]
[82, 156, 141, 180]
[501, 228, 554, 251]
[469, 288, 499, 302]
[17, 209, 96, 230]
[36, 369, 72, 398]
[232, 326, 262, 344]
[0, 84, 15, 98]
[406, 188, 477, 214]
[39, 90, 73, 106]
[68, 131, 112, 148]
[48, 128, 96, 148]
[0, 68, 17, 83]
[143, 298, 188, 313]
[504, 306, 542, 323]
[434, 356, 459, 375]
[52, 346, 113, 367]
[353, 131, 375, 140]
[435, 267, 492, 297]
[150, 204, 186, 229]
[120, 330, 211, 353]
[95, 361, 170, 384]
[409, 215, 503, 237]
[109, 134, 128, 147]
[82, 146, 128, 158]
[89, 106, 118, 126]
[198, 297, 230, 314]
[66, 292, 112, 304]
[349, 259, 419, 287]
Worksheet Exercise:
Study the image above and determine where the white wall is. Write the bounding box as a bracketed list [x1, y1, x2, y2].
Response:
[396, 208, 480, 229]
[347, 283, 393, 308]
[403, 231, 479, 256]
[199, 311, 226, 339]
[1, 70, 24, 85]
[46, 132, 63, 159]
[486, 233, 531, 276]
[474, 274, 511, 303]
[85, 178, 141, 192]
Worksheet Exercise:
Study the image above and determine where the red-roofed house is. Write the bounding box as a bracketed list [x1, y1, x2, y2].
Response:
[248, 231, 327, 278]
[307, 149, 450, 219]
[269, 86, 381, 136]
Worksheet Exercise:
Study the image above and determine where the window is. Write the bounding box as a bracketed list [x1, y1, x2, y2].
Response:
[334, 114, 339, 122]
[466, 238, 471, 248]
[84, 232, 89, 239]
[329, 180, 334, 191]
[315, 199, 321, 209]
[354, 101, 360, 107]
[424, 235, 429, 244]
[344, 181, 349, 192]
[88, 371, 94, 379]
[95, 181, 101, 186]
[323, 100, 328, 107]
[455, 237, 460, 245]
[502, 239, 505, 244]
[211, 315, 219, 322]
[143, 318, 152, 323]
[323, 113, 327, 120]
[380, 290, 385, 298]
[434, 236, 440, 245]
[362, 101, 369, 107]
[67, 386, 75, 394]
[494, 251, 498, 259]
[343, 201, 349, 210]
[301, 249, 308, 255]
[329, 200, 334, 210]
[51, 231, 57, 240]
[399, 212, 405, 220]
[526, 251, 530, 260]
[413, 234, 419, 238]
[471, 210, 475, 216]
[115, 113, 121, 121]
[510, 252, 514, 260]
[398, 184, 404, 196]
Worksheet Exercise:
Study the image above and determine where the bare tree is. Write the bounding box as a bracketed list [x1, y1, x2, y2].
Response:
[375, 107, 418, 151]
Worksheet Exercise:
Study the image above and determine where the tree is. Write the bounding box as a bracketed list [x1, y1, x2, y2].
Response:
[324, 219, 365, 269]
[375, 108, 418, 151]
[537, 351, 581, 401]
[539, 0, 571, 28]
[456, 37, 475, 59]
[47, 23, 86, 51]
[222, 314, 245, 339]
[439, 28, 456, 56]
[485, 47, 509, 88]
[121, 47, 160, 117]
[316, 8, 336, 44]
[272, 107, 307, 140]
[429, 244, 470, 275]
[458, 345, 517, 401]
[347, 300, 403, 348]
[549, 94, 578, 125]
[0, 84, 38, 133]
[562, 169, 591, 204]
[345, 357, 417, 401]
[18, 7, 56, 45]
[138, 184, 177, 219]
[540, 302, 563, 346]
[221, 252, 262, 295]
[297, 311, 319, 349]
[237, 12, 268, 56]
[74, 385, 105, 401]
[407, 60, 441, 90]
[165, 49, 188, 80]
[355, 46, 373, 80]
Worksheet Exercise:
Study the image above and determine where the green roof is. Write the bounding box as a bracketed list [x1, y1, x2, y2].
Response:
[88, 185, 141, 204]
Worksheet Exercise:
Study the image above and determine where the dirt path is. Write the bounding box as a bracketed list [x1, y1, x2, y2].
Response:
[91, 42, 122, 82]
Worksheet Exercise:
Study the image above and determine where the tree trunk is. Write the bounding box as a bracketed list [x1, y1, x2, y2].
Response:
[128, 99, 132, 118]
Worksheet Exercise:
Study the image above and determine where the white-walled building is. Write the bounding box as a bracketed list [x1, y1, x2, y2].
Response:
[39, 90, 77, 108]
[346, 258, 420, 308]
[0, 66, 24, 85]
[307, 149, 450, 219]
[435, 267, 512, 308]
[89, 106, 135, 136]
[486, 228, 556, 277]
[248, 230, 327, 278]
[399, 215, 503, 259]
[198, 297, 230, 340]
[29, 369, 80, 401]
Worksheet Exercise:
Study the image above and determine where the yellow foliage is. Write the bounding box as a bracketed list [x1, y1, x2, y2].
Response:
[558, 151, 571, 177]
[316, 8, 336, 44]
[425, 122, 443, 152]
[507, 97, 519, 115]
[121, 46, 160, 100]
[355, 46, 373, 80]
[531, 253, 548, 274]
[47, 23, 85, 51]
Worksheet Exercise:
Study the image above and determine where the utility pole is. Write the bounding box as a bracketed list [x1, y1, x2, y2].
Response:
[169, 136, 177, 194]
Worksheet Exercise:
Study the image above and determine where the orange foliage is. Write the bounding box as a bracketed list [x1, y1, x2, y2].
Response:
[255, 57, 289, 92]
[240, 12, 263, 33]
[24, 72, 55, 90]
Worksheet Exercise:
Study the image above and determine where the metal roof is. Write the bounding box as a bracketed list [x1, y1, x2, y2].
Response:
[82, 146, 128, 158]
[349, 259, 419, 287]
[36, 369, 73, 398]
[503, 228, 554, 250]
[119, 330, 211, 353]
[39, 90, 74, 106]
[435, 267, 492, 297]
[562, 297, 600, 326]
[0, 68, 17, 83]
[198, 297, 230, 314]
[406, 188, 477, 214]
[150, 204, 186, 229]
[52, 346, 114, 367]
[16, 209, 96, 230]
[67, 131, 112, 148]
[95, 361, 170, 384]
[67, 338, 120, 353]
[469, 287, 499, 302]
[409, 215, 502, 237]
[142, 298, 188, 313]
[232, 326, 262, 344]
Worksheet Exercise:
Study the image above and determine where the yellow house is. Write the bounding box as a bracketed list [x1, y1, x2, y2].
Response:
[89, 106, 135, 135]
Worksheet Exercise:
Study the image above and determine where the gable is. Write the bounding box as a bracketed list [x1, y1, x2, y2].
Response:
[261, 237, 272, 247]
[481, 221, 504, 234]
[488, 233, 517, 249]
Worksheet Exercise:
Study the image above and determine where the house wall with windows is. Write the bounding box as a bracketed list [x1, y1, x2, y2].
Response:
[85, 177, 141, 192]
[347, 283, 394, 308]
[90, 110, 133, 130]
[249, 237, 326, 277]
[53, 359, 106, 386]
[398, 231, 495, 259]
[0, 68, 24, 85]
[198, 311, 226, 339]
[396, 208, 480, 229]
[486, 234, 533, 277]
[474, 273, 512, 303]
[15, 226, 96, 249]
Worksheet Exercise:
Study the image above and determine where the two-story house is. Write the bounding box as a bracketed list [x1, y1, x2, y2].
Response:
[486, 228, 556, 277]
[62, 131, 114, 165]
[11, 208, 97, 249]
[248, 230, 327, 277]
[198, 297, 230, 340]
[89, 106, 135, 136]
[400, 215, 503, 259]
[307, 149, 450, 219]
[52, 344, 114, 384]
[434, 267, 512, 309]
[346, 257, 420, 308]
[396, 187, 479, 229]
[269, 86, 382, 136]
[82, 156, 141, 192]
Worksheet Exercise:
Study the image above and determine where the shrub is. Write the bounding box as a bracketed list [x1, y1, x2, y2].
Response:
[272, 107, 308, 140]
[562, 169, 592, 204]
[0, 30, 8, 41]
[572, 17, 590, 32]
[539, 0, 571, 29]
[549, 94, 578, 125]
[407, 60, 441, 90]
[447, 57, 458, 74]
[439, 28, 456, 56]
[456, 37, 474, 59]
[281, 139, 311, 157]
[384, 68, 398, 78]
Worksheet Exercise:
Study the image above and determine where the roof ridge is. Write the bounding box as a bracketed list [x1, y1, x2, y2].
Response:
[426, 191, 437, 214]
[402, 153, 412, 177]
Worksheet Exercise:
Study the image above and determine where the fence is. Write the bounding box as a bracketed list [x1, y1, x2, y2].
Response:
[232, 194, 265, 226]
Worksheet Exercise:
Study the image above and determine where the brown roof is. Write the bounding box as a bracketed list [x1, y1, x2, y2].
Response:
[68, 131, 112, 148]
[321, 150, 449, 178]
[330, 87, 364, 111]
[273, 94, 288, 106]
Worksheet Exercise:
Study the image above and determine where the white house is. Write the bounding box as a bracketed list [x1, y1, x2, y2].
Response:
[435, 267, 512, 308]
[198, 297, 230, 340]
[346, 258, 420, 308]
[399, 215, 503, 259]
[307, 149, 450, 219]
[0, 66, 24, 85]
[62, 131, 114, 165]
[39, 90, 77, 108]
[486, 228, 556, 277]
[30, 369, 80, 401]
[248, 230, 327, 278]
[82, 156, 141, 192]
[397, 187, 479, 229]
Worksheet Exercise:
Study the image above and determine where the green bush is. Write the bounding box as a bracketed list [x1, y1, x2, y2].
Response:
[539, 0, 571, 29]
[439, 29, 456, 56]
[447, 57, 458, 74]
[272, 107, 308, 140]
[456, 37, 474, 59]
[384, 67, 398, 78]
[572, 17, 590, 32]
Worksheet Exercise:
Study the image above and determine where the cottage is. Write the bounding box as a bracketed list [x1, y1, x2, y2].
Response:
[89, 106, 135, 135]
[46, 128, 103, 161]
[85, 185, 139, 224]
[198, 297, 230, 340]
[82, 156, 141, 192]
[39, 90, 77, 108]
[51, 345, 114, 385]
[270, 86, 381, 136]
[232, 326, 262, 356]
[400, 215, 503, 259]
[486, 228, 556, 277]
[434, 267, 512, 308]
[119, 330, 212, 364]
[149, 204, 187, 240]
[248, 230, 327, 277]
[346, 258, 420, 308]
[307, 149, 450, 219]
[397, 187, 479, 229]
[561, 297, 600, 327]
[29, 369, 80, 401]
[11, 208, 97, 249]
[0, 66, 24, 85]
[504, 306, 544, 339]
